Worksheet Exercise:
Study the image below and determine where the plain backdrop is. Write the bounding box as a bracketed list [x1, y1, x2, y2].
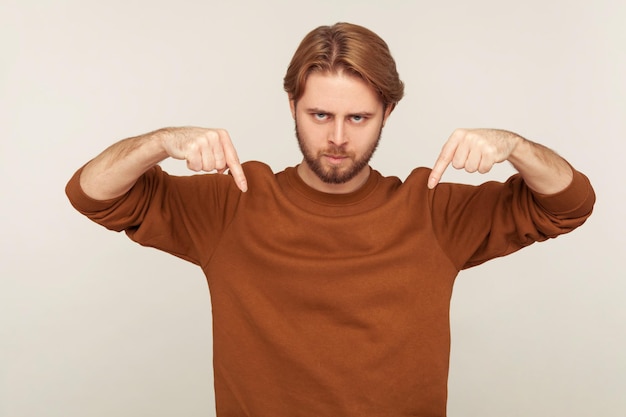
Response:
[1, 1, 624, 416]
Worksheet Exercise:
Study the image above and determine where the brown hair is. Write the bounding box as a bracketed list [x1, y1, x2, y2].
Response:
[283, 22, 405, 112]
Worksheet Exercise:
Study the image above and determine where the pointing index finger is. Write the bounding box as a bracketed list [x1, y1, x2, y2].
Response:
[428, 129, 462, 190]
[428, 155, 450, 189]
[428, 137, 458, 189]
[228, 161, 248, 193]
[218, 130, 248, 192]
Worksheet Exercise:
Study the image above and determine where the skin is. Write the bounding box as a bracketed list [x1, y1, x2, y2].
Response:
[80, 127, 248, 200]
[79, 72, 573, 201]
[429, 128, 573, 194]
[290, 71, 392, 194]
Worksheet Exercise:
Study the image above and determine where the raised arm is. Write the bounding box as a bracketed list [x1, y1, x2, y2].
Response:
[428, 128, 573, 194]
[80, 127, 248, 200]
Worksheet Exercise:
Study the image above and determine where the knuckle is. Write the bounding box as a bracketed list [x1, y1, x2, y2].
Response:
[185, 141, 201, 156]
[214, 148, 225, 160]
[186, 159, 199, 172]
[453, 128, 468, 140]
[215, 128, 230, 143]
[438, 148, 454, 163]
[208, 130, 220, 141]
[214, 159, 226, 170]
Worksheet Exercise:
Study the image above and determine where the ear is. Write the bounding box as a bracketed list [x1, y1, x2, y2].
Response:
[289, 96, 296, 119]
[382, 103, 394, 127]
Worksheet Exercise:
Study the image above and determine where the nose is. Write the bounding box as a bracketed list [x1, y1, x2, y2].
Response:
[329, 120, 348, 146]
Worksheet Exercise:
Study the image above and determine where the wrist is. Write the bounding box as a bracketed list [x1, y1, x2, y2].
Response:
[506, 134, 530, 168]
[146, 128, 173, 162]
[507, 137, 573, 194]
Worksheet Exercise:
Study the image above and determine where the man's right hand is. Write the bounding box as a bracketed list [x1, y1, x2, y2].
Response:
[80, 126, 247, 201]
[160, 127, 248, 192]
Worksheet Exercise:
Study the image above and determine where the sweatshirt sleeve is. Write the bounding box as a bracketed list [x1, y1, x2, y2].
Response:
[430, 168, 595, 270]
[65, 164, 242, 266]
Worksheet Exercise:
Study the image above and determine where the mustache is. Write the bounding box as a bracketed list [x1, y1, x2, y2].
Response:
[322, 145, 350, 156]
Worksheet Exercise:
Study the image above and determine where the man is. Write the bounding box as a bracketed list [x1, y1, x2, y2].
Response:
[66, 22, 595, 417]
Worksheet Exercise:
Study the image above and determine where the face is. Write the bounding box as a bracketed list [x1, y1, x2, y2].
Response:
[290, 71, 392, 194]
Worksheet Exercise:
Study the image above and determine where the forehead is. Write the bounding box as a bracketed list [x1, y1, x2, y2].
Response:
[299, 71, 382, 113]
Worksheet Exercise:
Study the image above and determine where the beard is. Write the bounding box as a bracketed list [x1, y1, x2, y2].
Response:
[295, 120, 383, 184]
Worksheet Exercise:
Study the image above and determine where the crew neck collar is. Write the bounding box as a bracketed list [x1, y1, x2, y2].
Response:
[283, 165, 380, 207]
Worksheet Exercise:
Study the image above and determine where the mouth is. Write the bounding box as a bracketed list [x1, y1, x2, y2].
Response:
[324, 154, 348, 165]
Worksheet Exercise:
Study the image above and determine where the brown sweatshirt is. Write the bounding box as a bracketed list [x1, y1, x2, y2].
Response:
[66, 161, 595, 417]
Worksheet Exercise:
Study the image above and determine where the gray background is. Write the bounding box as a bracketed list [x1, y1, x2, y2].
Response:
[1, 0, 624, 416]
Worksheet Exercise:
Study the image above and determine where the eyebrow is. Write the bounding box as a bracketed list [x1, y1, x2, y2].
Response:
[305, 107, 376, 117]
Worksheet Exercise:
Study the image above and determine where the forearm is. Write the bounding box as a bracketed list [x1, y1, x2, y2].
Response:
[507, 137, 573, 195]
[80, 129, 169, 200]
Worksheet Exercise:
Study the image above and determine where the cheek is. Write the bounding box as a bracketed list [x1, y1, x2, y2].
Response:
[298, 118, 328, 139]
[351, 124, 380, 142]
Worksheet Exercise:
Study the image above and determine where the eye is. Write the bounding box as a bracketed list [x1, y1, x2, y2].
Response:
[313, 112, 328, 121]
[351, 115, 366, 123]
